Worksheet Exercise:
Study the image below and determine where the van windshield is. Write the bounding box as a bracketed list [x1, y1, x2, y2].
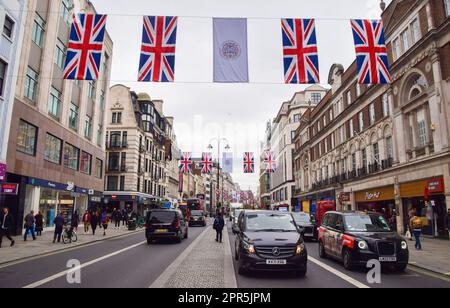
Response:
[245, 213, 297, 232]
[191, 210, 203, 216]
[344, 214, 391, 232]
[148, 211, 176, 224]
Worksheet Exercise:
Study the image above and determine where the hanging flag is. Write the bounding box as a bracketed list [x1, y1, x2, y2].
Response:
[264, 151, 276, 173]
[138, 16, 178, 82]
[243, 152, 255, 174]
[222, 152, 234, 173]
[179, 152, 192, 174]
[64, 14, 107, 80]
[350, 19, 391, 84]
[282, 18, 319, 84]
[213, 18, 249, 83]
[200, 153, 213, 174]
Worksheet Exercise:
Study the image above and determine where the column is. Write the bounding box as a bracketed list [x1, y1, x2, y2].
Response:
[394, 177, 404, 235]
[431, 53, 450, 150]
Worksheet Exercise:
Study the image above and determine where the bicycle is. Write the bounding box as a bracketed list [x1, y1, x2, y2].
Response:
[62, 225, 78, 244]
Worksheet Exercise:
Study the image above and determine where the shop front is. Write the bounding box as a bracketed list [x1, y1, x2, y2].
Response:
[355, 186, 396, 230]
[296, 189, 335, 216]
[103, 194, 150, 215]
[400, 176, 447, 238]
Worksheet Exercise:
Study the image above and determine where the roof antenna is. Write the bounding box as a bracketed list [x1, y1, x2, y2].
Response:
[380, 0, 387, 12]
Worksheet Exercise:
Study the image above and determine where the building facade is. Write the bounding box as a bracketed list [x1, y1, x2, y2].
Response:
[2, 0, 113, 234]
[294, 0, 450, 238]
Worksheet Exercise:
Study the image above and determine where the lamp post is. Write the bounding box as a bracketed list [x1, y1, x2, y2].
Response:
[208, 137, 230, 215]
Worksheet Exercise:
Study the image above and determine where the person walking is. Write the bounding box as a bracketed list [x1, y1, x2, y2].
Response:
[71, 211, 79, 232]
[23, 210, 36, 241]
[35, 212, 44, 236]
[121, 209, 128, 227]
[213, 213, 225, 243]
[114, 210, 122, 229]
[82, 211, 91, 234]
[410, 214, 423, 250]
[0, 207, 15, 248]
[90, 211, 99, 236]
[53, 212, 65, 243]
[101, 212, 109, 236]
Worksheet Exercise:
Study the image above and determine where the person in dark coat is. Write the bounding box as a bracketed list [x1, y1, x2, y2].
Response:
[114, 210, 122, 229]
[0, 207, 15, 248]
[23, 210, 36, 241]
[71, 211, 79, 231]
[121, 209, 128, 226]
[213, 213, 225, 243]
[90, 211, 99, 235]
[35, 212, 44, 236]
[53, 212, 65, 243]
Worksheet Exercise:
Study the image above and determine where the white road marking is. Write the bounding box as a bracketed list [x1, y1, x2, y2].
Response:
[23, 241, 146, 288]
[308, 257, 370, 288]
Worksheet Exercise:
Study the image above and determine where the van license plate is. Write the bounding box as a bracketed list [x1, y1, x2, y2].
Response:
[266, 260, 287, 265]
[379, 257, 397, 262]
[155, 229, 168, 233]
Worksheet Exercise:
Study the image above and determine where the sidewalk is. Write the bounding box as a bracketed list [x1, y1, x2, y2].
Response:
[0, 225, 142, 265]
[408, 237, 450, 277]
[150, 223, 237, 288]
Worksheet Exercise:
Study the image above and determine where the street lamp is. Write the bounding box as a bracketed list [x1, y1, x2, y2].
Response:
[208, 137, 230, 215]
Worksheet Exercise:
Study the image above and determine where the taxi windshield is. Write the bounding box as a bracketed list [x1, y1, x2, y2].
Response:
[344, 214, 391, 232]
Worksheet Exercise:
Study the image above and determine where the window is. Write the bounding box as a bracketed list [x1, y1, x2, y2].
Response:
[63, 143, 79, 170]
[3, 15, 14, 39]
[369, 103, 376, 125]
[401, 30, 410, 51]
[84, 115, 92, 139]
[88, 81, 95, 99]
[44, 134, 62, 164]
[80, 151, 92, 174]
[120, 152, 127, 170]
[356, 84, 361, 97]
[329, 109, 333, 122]
[291, 131, 296, 142]
[311, 92, 322, 103]
[417, 109, 427, 147]
[382, 94, 390, 117]
[293, 114, 300, 123]
[386, 136, 393, 160]
[55, 39, 66, 69]
[373, 142, 380, 165]
[112, 112, 122, 124]
[362, 149, 367, 170]
[60, 0, 73, 24]
[358, 112, 364, 131]
[107, 176, 118, 191]
[445, 0, 450, 17]
[120, 176, 125, 191]
[31, 14, 45, 47]
[346, 91, 352, 105]
[0, 60, 6, 97]
[24, 67, 38, 102]
[393, 38, 401, 60]
[351, 153, 357, 171]
[95, 158, 103, 179]
[48, 87, 61, 119]
[17, 120, 37, 155]
[349, 120, 354, 138]
[410, 19, 421, 44]
[108, 152, 120, 171]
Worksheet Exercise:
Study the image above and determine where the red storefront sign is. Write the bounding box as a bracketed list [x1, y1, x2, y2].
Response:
[0, 183, 19, 195]
[427, 178, 444, 194]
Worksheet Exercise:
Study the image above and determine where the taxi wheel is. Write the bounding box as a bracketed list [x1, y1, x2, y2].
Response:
[342, 248, 354, 270]
[394, 263, 408, 272]
[318, 240, 326, 259]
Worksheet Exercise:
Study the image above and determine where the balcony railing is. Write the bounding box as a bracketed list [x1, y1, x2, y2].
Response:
[106, 141, 128, 149]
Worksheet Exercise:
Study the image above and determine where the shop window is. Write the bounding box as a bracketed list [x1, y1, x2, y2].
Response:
[17, 120, 38, 156]
[39, 189, 58, 228]
[63, 143, 80, 170]
[80, 151, 92, 175]
[44, 133, 62, 164]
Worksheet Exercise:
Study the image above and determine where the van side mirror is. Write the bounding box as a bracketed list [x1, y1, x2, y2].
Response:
[232, 225, 240, 235]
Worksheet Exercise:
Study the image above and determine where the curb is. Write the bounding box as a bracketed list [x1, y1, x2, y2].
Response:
[0, 229, 144, 268]
[223, 223, 238, 288]
[408, 262, 450, 279]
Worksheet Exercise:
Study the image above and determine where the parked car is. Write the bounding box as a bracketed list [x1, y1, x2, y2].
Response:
[292, 212, 318, 241]
[318, 211, 409, 271]
[233, 210, 307, 277]
[231, 209, 243, 230]
[145, 209, 188, 244]
[189, 210, 206, 227]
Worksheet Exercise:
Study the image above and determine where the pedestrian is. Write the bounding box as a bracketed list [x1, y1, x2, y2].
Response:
[71, 210, 79, 232]
[23, 210, 36, 241]
[213, 212, 225, 243]
[53, 212, 65, 243]
[82, 211, 91, 234]
[0, 207, 15, 248]
[122, 209, 128, 226]
[114, 210, 122, 229]
[35, 211, 44, 236]
[90, 211, 99, 236]
[446, 208, 450, 239]
[101, 212, 109, 236]
[410, 214, 423, 250]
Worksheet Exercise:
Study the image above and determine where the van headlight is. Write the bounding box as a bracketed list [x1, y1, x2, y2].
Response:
[243, 242, 256, 254]
[296, 243, 306, 255]
[358, 240, 368, 250]
[401, 241, 408, 250]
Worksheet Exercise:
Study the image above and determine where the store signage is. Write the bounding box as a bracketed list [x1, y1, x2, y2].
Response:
[88, 189, 94, 195]
[339, 192, 351, 203]
[365, 192, 381, 200]
[0, 163, 6, 181]
[67, 182, 75, 191]
[0, 183, 19, 195]
[427, 178, 444, 193]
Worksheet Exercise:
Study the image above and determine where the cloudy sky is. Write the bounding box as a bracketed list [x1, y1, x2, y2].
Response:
[90, 0, 392, 193]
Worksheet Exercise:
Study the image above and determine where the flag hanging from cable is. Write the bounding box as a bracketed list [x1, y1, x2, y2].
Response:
[264, 151, 276, 173]
[222, 152, 234, 173]
[243, 152, 255, 174]
[200, 153, 213, 174]
[179, 152, 192, 174]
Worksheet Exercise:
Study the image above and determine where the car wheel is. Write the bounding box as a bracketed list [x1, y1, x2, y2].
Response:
[394, 263, 408, 272]
[318, 240, 327, 259]
[295, 265, 307, 278]
[147, 239, 153, 245]
[342, 248, 354, 270]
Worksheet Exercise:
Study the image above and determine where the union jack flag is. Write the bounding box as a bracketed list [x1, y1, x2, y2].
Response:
[351, 19, 392, 84]
[282, 18, 319, 84]
[64, 14, 107, 80]
[138, 16, 178, 82]
[264, 151, 276, 173]
[243, 152, 254, 174]
[200, 153, 213, 174]
[179, 152, 192, 174]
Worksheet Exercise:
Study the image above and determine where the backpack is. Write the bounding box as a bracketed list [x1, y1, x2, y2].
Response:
[213, 217, 220, 230]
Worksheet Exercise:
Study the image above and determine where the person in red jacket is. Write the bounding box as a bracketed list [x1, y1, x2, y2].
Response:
[82, 211, 91, 234]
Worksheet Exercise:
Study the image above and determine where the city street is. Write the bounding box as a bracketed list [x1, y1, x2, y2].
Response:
[0, 221, 449, 288]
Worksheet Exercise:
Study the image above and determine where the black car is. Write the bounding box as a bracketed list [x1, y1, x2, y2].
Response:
[233, 210, 308, 277]
[318, 211, 409, 271]
[145, 209, 188, 244]
[189, 210, 206, 227]
[291, 212, 318, 241]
